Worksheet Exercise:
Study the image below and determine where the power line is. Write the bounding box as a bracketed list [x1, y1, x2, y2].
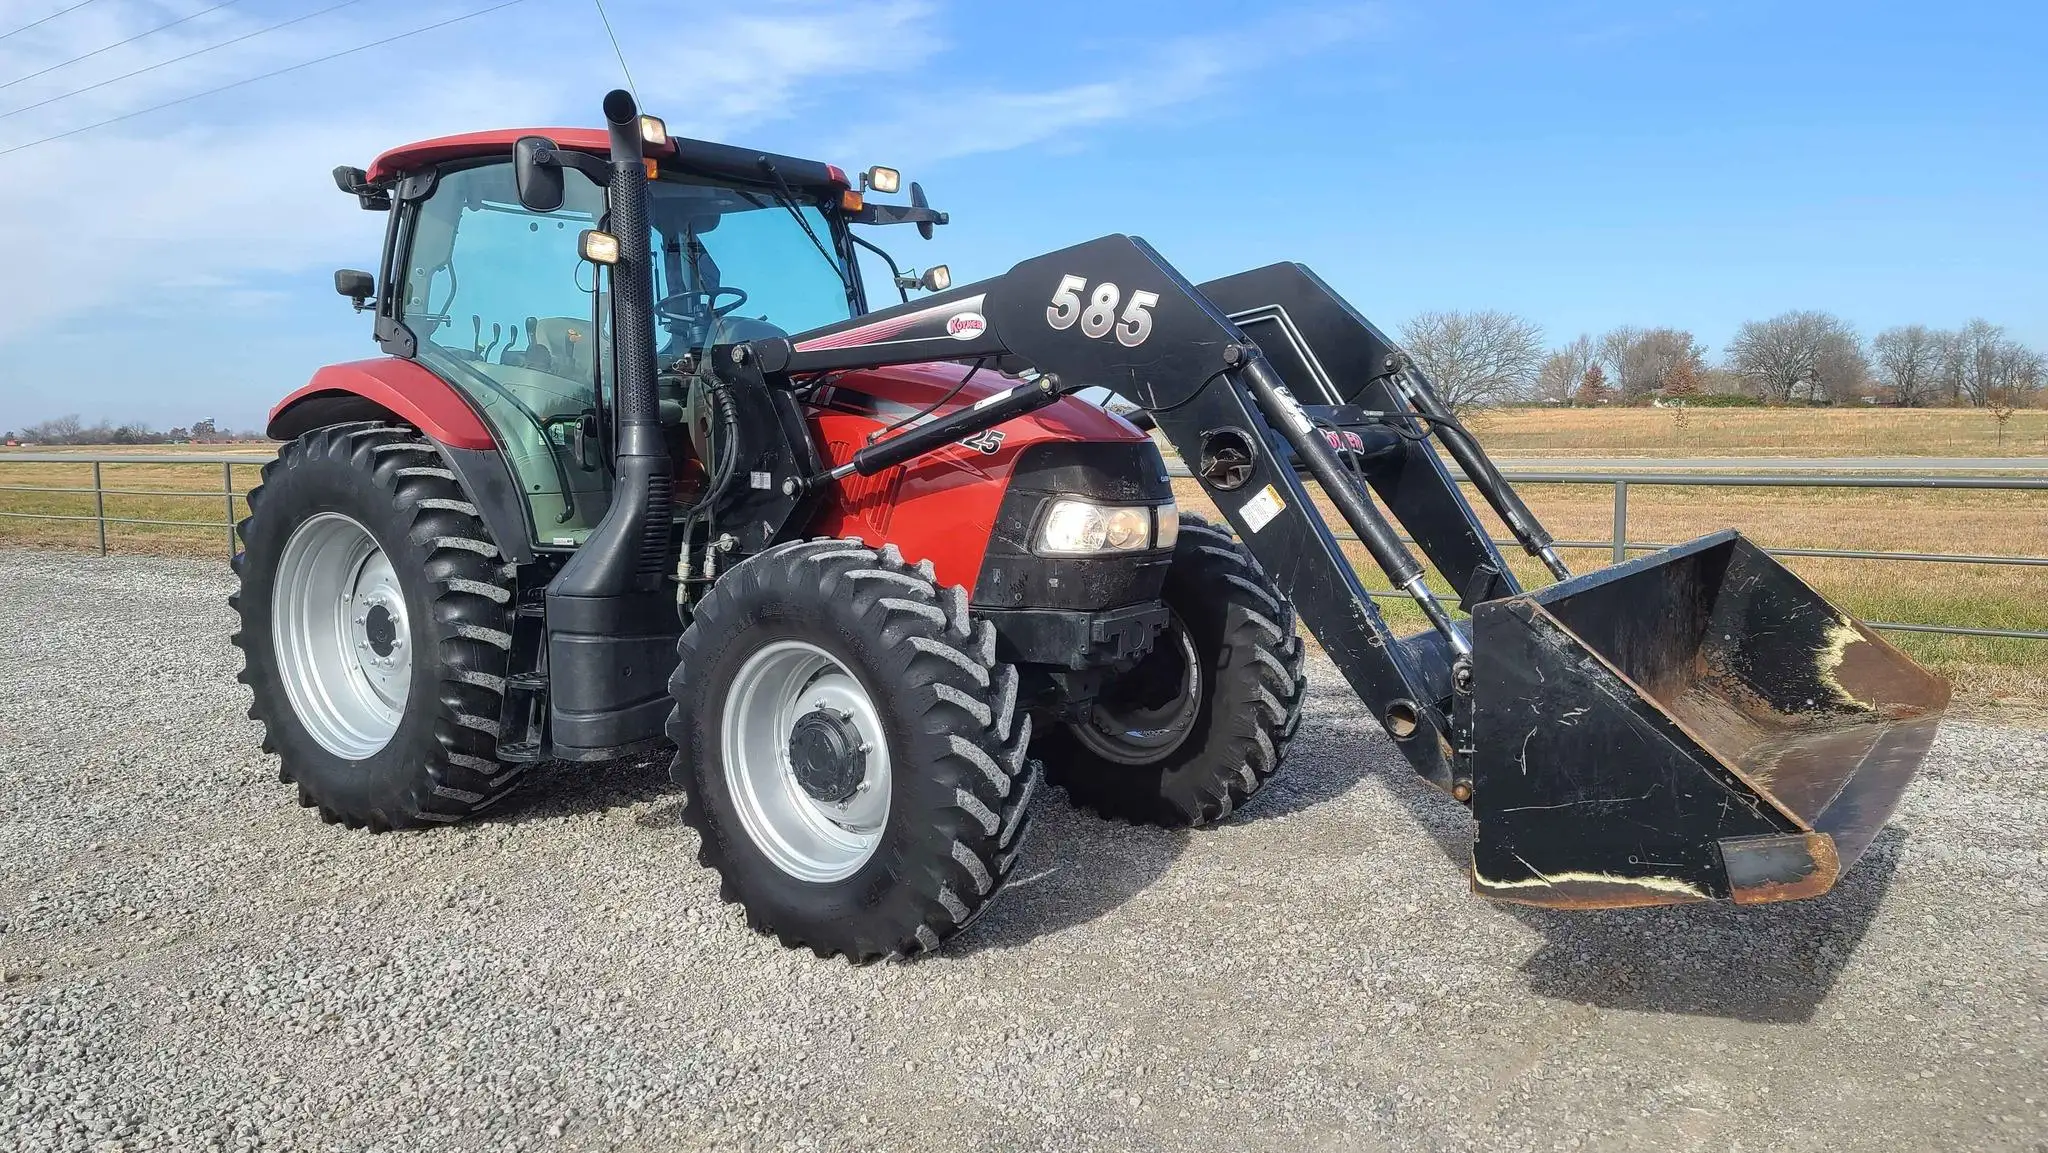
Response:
[0, 0, 530, 158]
[0, 0, 374, 123]
[591, 0, 636, 100]
[2, 0, 251, 93]
[0, 0, 104, 45]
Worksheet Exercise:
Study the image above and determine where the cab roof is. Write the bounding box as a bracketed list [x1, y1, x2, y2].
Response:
[366, 127, 849, 190]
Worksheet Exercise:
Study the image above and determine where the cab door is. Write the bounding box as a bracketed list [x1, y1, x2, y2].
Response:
[399, 160, 613, 546]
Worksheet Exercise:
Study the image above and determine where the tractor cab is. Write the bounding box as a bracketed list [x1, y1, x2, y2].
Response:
[330, 124, 944, 548]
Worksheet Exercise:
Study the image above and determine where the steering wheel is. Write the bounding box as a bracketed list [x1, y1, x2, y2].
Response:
[655, 287, 750, 324]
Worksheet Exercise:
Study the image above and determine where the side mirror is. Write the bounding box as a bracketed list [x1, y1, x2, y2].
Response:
[334, 268, 375, 311]
[513, 136, 564, 213]
[910, 181, 934, 240]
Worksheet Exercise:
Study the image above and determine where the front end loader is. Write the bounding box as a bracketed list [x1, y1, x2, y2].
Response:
[234, 91, 1946, 962]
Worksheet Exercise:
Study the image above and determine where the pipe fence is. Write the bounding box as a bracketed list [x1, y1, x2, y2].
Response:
[2, 451, 2043, 641]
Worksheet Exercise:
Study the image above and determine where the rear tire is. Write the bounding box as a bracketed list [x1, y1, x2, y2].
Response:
[1036, 515, 1307, 827]
[232, 422, 525, 830]
[668, 538, 1038, 961]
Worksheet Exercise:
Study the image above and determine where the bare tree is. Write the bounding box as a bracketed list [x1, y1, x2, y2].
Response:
[1699, 367, 1747, 396]
[23, 414, 85, 443]
[1995, 341, 2045, 402]
[1533, 334, 1596, 404]
[1725, 310, 1863, 403]
[1940, 319, 2042, 406]
[1594, 327, 1707, 401]
[1871, 325, 1947, 406]
[1636, 328, 1708, 400]
[1397, 310, 1545, 411]
[1595, 326, 1641, 398]
[1816, 330, 1872, 404]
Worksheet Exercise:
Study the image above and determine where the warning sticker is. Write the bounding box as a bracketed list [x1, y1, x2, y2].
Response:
[1238, 484, 1286, 534]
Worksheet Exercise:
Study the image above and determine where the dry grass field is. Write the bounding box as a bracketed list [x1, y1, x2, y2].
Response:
[1470, 405, 2048, 458]
[0, 455, 262, 557]
[3, 409, 2043, 712]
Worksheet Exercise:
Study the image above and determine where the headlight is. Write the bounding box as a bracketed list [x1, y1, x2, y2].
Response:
[1035, 499, 1174, 556]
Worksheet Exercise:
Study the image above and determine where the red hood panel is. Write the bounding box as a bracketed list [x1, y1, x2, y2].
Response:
[805, 364, 1155, 593]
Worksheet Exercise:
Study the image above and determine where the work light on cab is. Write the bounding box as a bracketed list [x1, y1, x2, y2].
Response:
[578, 229, 620, 265]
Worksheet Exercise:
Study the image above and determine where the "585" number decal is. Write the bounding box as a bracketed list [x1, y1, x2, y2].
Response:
[1046, 275, 1160, 348]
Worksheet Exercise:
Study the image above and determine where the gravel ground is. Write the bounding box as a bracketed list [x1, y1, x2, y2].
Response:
[2, 548, 2044, 1153]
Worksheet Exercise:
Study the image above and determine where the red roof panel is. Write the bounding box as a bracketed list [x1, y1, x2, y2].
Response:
[366, 128, 610, 183]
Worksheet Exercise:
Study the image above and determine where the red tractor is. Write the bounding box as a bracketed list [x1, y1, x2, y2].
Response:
[236, 91, 1947, 960]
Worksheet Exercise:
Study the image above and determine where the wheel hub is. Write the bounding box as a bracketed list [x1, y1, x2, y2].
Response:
[720, 640, 893, 883]
[788, 706, 868, 803]
[345, 559, 410, 702]
[362, 602, 398, 657]
[272, 512, 411, 760]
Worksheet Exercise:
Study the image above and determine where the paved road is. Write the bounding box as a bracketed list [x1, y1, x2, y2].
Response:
[1489, 456, 2048, 471]
[2, 550, 2045, 1152]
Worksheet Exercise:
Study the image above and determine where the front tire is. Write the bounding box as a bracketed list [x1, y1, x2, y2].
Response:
[668, 538, 1038, 961]
[232, 423, 525, 830]
[1036, 515, 1307, 827]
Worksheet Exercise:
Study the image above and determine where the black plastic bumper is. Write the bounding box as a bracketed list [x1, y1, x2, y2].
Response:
[978, 601, 1170, 670]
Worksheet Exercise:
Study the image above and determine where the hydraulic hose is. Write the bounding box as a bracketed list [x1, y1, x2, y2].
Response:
[1386, 359, 1569, 580]
[1239, 356, 1470, 655]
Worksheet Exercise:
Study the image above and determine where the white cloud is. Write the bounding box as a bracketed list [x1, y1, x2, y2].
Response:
[0, 0, 942, 350]
[626, 0, 944, 133]
[833, 6, 1384, 163]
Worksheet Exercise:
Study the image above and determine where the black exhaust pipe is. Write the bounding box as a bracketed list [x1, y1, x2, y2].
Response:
[543, 89, 681, 760]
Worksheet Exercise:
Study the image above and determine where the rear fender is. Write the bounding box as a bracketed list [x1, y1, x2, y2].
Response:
[268, 359, 536, 564]
[269, 359, 494, 448]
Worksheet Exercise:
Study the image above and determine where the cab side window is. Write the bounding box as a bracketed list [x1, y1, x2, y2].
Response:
[402, 162, 612, 544]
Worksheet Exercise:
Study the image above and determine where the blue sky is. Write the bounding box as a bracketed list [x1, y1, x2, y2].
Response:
[0, 0, 2042, 431]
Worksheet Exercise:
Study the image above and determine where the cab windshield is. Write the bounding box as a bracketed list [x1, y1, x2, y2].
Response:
[647, 175, 857, 359]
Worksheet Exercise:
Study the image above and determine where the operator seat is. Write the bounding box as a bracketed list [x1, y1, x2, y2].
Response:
[530, 316, 595, 382]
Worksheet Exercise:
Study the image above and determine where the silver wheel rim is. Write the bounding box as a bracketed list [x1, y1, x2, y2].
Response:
[1070, 618, 1202, 765]
[271, 513, 411, 759]
[721, 640, 892, 883]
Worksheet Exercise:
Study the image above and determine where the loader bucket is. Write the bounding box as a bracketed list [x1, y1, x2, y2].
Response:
[1466, 529, 1948, 909]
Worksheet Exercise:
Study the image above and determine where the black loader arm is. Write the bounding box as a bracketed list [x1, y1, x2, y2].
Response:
[749, 235, 1461, 789]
